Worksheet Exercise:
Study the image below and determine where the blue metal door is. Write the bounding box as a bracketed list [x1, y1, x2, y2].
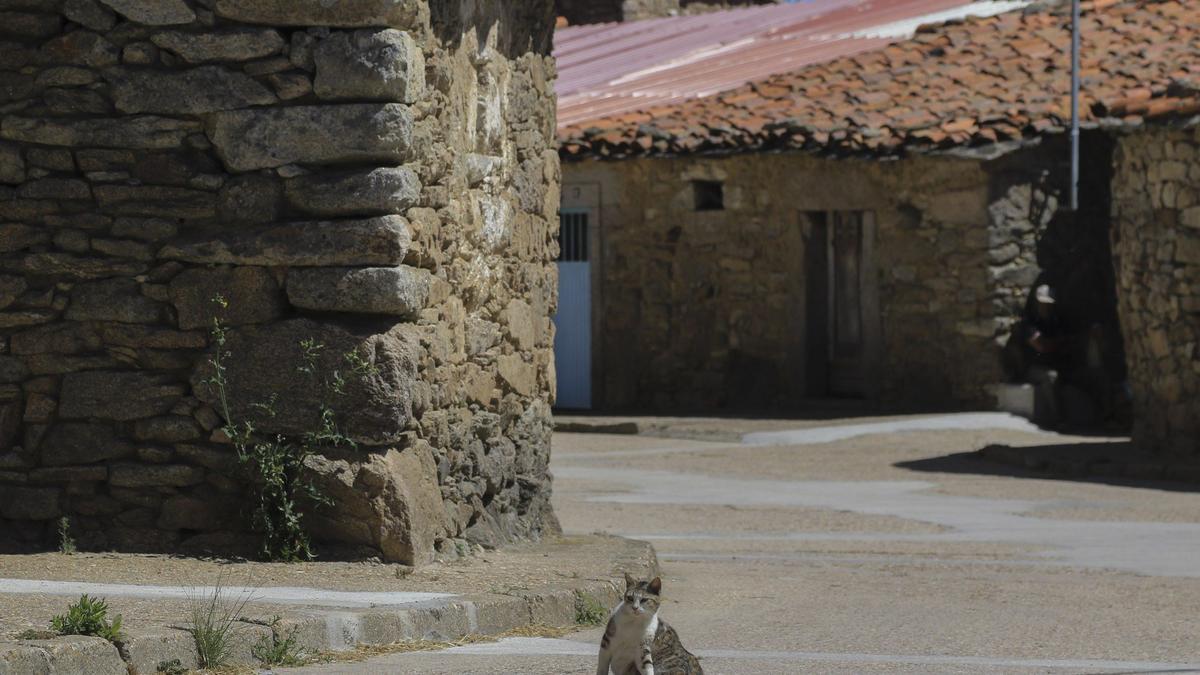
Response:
[554, 209, 592, 409]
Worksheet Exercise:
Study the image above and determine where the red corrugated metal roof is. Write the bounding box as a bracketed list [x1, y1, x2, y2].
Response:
[558, 0, 1200, 159]
[553, 0, 1015, 129]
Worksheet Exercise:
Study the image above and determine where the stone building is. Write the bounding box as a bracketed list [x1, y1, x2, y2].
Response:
[563, 141, 1110, 410]
[0, 0, 560, 563]
[555, 1, 1196, 427]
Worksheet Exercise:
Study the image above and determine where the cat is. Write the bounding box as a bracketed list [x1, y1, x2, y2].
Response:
[596, 573, 703, 675]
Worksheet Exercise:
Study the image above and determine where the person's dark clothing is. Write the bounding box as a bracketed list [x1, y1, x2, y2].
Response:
[1024, 311, 1068, 370]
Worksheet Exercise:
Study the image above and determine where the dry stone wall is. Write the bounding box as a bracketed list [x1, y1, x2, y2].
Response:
[1111, 126, 1200, 457]
[675, 0, 780, 16]
[554, 0, 777, 25]
[0, 0, 560, 564]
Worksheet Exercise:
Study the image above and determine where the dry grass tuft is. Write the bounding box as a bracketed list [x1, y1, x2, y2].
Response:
[194, 667, 257, 675]
[186, 582, 254, 670]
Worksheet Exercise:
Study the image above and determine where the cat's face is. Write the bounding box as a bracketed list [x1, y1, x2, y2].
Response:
[621, 573, 662, 616]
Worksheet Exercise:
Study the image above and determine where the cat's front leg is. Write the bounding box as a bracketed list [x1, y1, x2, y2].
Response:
[597, 618, 615, 675]
[641, 643, 654, 675]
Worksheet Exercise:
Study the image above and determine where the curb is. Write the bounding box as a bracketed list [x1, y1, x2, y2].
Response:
[0, 537, 658, 674]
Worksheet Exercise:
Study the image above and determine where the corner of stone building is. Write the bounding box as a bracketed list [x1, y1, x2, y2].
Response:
[1110, 125, 1200, 458]
[0, 0, 560, 564]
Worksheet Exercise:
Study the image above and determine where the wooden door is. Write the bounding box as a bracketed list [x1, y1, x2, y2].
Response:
[806, 211, 879, 397]
[829, 211, 866, 395]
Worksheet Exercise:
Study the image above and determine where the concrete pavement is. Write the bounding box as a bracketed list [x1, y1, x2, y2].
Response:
[290, 636, 1200, 674]
[0, 535, 657, 673]
[316, 413, 1200, 674]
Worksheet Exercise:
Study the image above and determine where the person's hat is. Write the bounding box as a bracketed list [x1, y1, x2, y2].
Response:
[1035, 284, 1056, 304]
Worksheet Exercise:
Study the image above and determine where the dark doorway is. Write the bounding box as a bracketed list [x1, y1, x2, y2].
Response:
[804, 212, 830, 396]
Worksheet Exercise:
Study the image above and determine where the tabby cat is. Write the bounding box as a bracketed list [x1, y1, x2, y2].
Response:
[596, 573, 703, 675]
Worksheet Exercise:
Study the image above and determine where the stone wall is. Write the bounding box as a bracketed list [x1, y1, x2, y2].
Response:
[622, 0, 681, 21]
[1111, 126, 1200, 457]
[555, 0, 777, 25]
[554, 0, 623, 26]
[563, 149, 1063, 411]
[0, 0, 560, 564]
[676, 0, 779, 17]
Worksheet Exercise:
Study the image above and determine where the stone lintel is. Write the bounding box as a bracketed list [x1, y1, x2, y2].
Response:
[287, 265, 434, 316]
[206, 103, 414, 172]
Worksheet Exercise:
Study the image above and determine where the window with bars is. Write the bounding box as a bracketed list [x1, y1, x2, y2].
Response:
[559, 211, 589, 262]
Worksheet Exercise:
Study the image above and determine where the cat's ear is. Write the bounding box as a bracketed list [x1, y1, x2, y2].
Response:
[647, 577, 662, 595]
[624, 572, 636, 589]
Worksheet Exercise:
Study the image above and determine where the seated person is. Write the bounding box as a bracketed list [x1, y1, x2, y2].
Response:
[1024, 284, 1069, 371]
[1004, 284, 1069, 425]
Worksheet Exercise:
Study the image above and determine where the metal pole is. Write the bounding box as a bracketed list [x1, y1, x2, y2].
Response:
[1070, 0, 1080, 211]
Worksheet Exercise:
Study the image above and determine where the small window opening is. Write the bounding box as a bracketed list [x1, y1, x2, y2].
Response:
[692, 180, 724, 211]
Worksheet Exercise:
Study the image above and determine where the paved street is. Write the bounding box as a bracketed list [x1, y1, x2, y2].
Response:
[299, 414, 1200, 674]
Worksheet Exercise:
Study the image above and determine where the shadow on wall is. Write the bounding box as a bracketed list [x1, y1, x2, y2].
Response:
[723, 350, 786, 410]
[997, 132, 1129, 431]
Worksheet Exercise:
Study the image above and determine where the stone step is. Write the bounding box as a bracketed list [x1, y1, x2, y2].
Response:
[990, 383, 1035, 420]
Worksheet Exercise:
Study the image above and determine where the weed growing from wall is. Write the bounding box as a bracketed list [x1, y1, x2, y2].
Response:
[250, 615, 305, 666]
[50, 594, 122, 643]
[56, 517, 75, 555]
[573, 590, 608, 626]
[207, 295, 370, 562]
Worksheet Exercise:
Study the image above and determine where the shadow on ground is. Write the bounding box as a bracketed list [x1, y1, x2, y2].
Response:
[896, 442, 1200, 493]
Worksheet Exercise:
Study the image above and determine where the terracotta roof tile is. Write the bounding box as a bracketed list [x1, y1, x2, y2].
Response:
[560, 1, 1200, 159]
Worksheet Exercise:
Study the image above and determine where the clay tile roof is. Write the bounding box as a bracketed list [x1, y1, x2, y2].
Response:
[559, 0, 1200, 160]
